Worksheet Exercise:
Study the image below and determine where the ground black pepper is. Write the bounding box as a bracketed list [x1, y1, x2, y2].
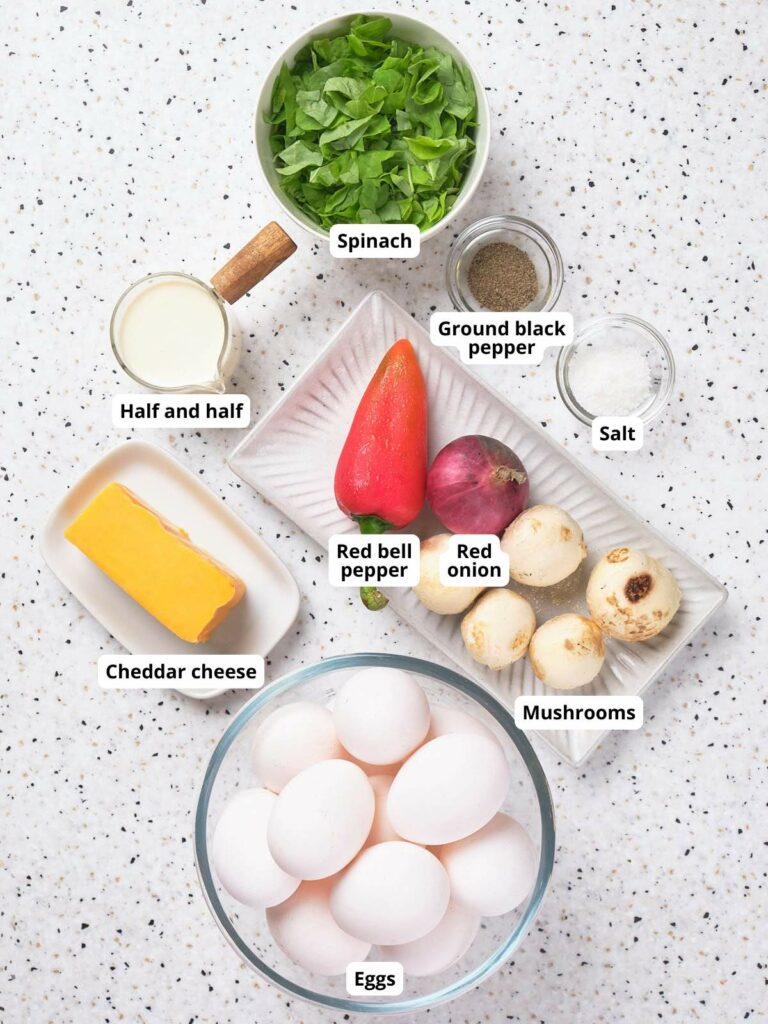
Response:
[467, 242, 539, 312]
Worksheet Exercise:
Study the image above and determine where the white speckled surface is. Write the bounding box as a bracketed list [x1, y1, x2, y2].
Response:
[1, 1, 765, 1021]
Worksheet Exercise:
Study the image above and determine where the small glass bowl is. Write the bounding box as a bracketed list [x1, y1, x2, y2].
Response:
[556, 314, 675, 426]
[446, 215, 564, 312]
[195, 652, 555, 1015]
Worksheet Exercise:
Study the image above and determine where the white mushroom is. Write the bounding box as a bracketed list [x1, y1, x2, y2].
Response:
[413, 534, 485, 615]
[460, 589, 536, 670]
[500, 504, 587, 587]
[586, 547, 681, 641]
[528, 614, 605, 690]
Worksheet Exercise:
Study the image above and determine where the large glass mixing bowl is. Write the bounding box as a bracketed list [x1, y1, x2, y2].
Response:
[195, 653, 555, 1014]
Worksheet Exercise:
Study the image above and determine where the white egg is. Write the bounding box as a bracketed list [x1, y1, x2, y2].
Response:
[212, 788, 299, 908]
[440, 813, 537, 916]
[333, 667, 430, 765]
[267, 879, 371, 976]
[379, 900, 479, 977]
[251, 701, 344, 792]
[342, 752, 404, 776]
[387, 734, 510, 845]
[426, 704, 498, 745]
[364, 774, 400, 847]
[267, 760, 374, 880]
[330, 841, 450, 945]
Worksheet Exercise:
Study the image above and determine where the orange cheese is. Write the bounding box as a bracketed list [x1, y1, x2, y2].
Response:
[64, 482, 245, 643]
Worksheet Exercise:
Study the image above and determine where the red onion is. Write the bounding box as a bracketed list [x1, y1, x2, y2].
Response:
[427, 435, 529, 534]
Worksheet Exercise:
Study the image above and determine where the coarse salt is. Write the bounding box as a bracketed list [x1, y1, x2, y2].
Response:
[567, 338, 652, 417]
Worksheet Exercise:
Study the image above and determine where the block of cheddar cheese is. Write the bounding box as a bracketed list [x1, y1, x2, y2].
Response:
[64, 482, 245, 643]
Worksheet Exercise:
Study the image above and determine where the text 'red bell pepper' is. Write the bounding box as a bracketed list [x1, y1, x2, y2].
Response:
[334, 338, 428, 610]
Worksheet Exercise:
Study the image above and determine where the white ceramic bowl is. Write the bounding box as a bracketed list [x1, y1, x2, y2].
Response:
[254, 12, 490, 243]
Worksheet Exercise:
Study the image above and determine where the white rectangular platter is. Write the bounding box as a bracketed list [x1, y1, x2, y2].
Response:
[41, 440, 300, 698]
[228, 291, 726, 763]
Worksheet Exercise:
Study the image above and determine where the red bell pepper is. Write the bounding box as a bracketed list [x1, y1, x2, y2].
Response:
[334, 338, 428, 610]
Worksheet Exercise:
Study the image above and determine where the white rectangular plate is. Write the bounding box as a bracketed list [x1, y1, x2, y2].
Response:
[41, 440, 300, 698]
[228, 291, 726, 763]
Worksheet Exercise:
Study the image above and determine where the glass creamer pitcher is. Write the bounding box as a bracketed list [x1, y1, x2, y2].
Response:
[110, 222, 296, 394]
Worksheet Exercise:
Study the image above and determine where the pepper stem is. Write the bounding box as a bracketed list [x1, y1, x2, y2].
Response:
[354, 515, 392, 535]
[353, 514, 393, 610]
[361, 586, 389, 611]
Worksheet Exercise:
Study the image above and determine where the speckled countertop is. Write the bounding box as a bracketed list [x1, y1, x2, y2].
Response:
[2, 1, 765, 1021]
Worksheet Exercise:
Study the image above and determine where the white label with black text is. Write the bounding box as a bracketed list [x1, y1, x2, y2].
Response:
[98, 655, 264, 690]
[592, 416, 644, 451]
[438, 534, 510, 587]
[431, 311, 573, 365]
[330, 224, 420, 259]
[112, 394, 250, 428]
[328, 535, 420, 587]
[346, 962, 404, 997]
[514, 695, 643, 730]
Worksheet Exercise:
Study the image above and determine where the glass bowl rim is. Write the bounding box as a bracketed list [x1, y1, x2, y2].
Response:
[555, 313, 676, 426]
[194, 652, 556, 1015]
[445, 214, 564, 312]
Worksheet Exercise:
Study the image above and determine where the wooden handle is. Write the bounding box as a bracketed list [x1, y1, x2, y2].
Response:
[211, 222, 297, 304]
